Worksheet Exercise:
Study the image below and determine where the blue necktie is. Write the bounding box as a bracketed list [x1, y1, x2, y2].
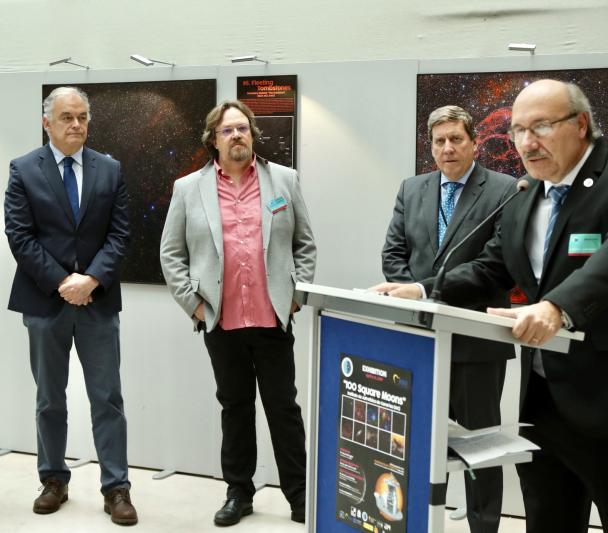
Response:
[438, 181, 464, 245]
[543, 185, 570, 260]
[63, 156, 80, 220]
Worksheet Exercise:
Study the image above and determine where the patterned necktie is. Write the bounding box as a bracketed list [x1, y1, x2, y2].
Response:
[438, 181, 464, 245]
[63, 156, 80, 220]
[543, 185, 570, 260]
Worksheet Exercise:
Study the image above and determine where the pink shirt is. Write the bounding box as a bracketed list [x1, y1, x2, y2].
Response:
[215, 158, 277, 330]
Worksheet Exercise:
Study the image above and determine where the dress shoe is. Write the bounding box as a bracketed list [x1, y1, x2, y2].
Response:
[104, 487, 138, 526]
[214, 498, 253, 526]
[33, 477, 68, 514]
[291, 505, 305, 523]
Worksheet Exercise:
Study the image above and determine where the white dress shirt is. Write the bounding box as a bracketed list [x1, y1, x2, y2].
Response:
[526, 144, 593, 376]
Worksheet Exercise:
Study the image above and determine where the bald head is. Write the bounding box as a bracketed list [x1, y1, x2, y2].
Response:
[510, 79, 591, 183]
[514, 79, 569, 110]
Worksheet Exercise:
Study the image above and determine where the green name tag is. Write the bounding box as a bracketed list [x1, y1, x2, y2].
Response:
[568, 233, 602, 256]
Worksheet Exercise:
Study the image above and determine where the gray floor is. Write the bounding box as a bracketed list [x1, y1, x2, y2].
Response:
[0, 452, 593, 532]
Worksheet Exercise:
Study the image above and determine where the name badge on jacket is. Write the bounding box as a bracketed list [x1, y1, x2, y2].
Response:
[568, 233, 602, 256]
[267, 196, 288, 214]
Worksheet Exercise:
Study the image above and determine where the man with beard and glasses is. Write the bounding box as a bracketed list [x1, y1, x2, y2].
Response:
[160, 100, 316, 527]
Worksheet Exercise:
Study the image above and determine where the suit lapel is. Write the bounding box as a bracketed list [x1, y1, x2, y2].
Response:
[78, 147, 96, 226]
[257, 159, 274, 252]
[540, 139, 608, 286]
[437, 164, 484, 257]
[514, 178, 543, 296]
[197, 162, 224, 258]
[39, 144, 75, 224]
[422, 172, 440, 257]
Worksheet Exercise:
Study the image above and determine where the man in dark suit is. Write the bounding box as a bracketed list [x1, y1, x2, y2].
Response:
[382, 105, 515, 533]
[373, 80, 608, 532]
[4, 86, 137, 525]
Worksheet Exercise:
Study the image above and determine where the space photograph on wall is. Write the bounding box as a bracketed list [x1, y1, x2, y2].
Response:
[43, 79, 217, 284]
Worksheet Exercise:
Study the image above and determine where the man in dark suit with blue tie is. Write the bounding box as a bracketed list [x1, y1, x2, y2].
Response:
[4, 86, 137, 525]
[382, 106, 515, 533]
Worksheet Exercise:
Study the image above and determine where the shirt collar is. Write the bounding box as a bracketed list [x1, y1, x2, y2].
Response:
[49, 142, 84, 167]
[543, 143, 594, 197]
[440, 161, 475, 187]
[214, 154, 257, 180]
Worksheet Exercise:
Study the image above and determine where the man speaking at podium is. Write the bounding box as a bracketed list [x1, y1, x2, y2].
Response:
[373, 80, 608, 532]
[381, 105, 515, 533]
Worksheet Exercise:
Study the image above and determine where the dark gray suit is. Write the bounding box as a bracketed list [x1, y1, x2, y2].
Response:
[382, 162, 515, 533]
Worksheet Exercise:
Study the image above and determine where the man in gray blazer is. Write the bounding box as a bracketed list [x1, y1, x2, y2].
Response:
[382, 106, 515, 533]
[160, 100, 316, 526]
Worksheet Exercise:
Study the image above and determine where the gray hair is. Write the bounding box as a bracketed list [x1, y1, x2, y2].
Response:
[427, 105, 475, 141]
[565, 83, 602, 141]
[43, 86, 91, 121]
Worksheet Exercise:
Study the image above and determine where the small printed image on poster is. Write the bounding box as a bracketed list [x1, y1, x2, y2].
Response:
[336, 354, 412, 532]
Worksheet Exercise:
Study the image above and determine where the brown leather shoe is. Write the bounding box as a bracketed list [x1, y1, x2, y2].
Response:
[104, 487, 138, 526]
[33, 477, 68, 514]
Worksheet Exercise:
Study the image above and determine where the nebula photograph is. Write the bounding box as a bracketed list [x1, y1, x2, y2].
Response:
[416, 68, 608, 178]
[43, 79, 217, 284]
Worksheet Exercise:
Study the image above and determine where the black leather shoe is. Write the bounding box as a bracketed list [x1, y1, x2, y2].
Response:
[214, 498, 253, 526]
[291, 505, 305, 523]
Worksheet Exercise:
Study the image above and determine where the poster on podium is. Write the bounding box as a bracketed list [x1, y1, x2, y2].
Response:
[336, 354, 412, 532]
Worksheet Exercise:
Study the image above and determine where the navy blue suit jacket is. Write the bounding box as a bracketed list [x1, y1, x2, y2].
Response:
[4, 144, 130, 317]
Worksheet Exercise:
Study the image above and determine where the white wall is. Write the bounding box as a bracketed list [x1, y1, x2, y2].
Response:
[1, 0, 608, 72]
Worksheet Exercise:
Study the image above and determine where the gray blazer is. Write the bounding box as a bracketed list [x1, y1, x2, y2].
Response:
[382, 162, 516, 362]
[160, 157, 316, 332]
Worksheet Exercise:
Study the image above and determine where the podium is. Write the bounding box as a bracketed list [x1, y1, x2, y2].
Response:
[298, 282, 583, 533]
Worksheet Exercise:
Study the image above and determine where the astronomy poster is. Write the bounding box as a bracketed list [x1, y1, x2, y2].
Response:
[416, 68, 608, 178]
[43, 79, 216, 284]
[337, 354, 412, 532]
[416, 67, 608, 305]
[237, 75, 297, 168]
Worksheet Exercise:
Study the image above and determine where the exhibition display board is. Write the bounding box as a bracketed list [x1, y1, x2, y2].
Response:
[299, 283, 582, 533]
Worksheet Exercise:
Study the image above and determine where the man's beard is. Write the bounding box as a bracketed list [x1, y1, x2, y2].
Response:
[229, 143, 252, 162]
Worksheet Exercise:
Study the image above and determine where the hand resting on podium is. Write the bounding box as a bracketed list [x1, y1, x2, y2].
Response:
[368, 282, 564, 347]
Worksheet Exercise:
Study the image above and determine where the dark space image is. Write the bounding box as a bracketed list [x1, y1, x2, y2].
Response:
[392, 412, 405, 436]
[366, 404, 379, 426]
[43, 79, 217, 284]
[354, 422, 366, 444]
[354, 400, 366, 422]
[342, 396, 354, 419]
[365, 426, 378, 449]
[379, 430, 391, 454]
[379, 408, 392, 431]
[254, 116, 294, 168]
[341, 418, 354, 440]
[416, 69, 608, 178]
